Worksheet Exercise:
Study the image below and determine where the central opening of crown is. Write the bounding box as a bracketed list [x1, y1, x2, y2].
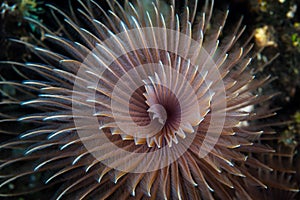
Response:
[128, 81, 182, 147]
[105, 58, 203, 148]
[148, 104, 167, 125]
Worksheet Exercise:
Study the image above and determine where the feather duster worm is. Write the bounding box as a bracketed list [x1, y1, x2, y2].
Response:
[246, 143, 299, 200]
[0, 0, 299, 199]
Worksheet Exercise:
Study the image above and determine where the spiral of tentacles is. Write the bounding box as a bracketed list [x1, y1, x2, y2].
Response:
[71, 26, 227, 175]
[0, 0, 299, 200]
